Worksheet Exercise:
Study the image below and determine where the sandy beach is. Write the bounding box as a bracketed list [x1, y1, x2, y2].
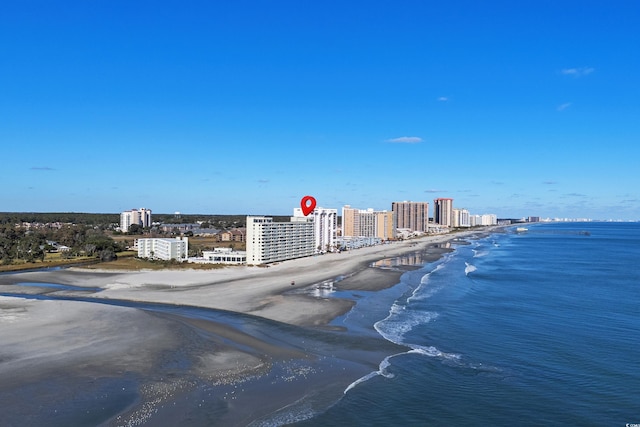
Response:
[0, 230, 491, 426]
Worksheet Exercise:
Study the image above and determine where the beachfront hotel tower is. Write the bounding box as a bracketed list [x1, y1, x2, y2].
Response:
[392, 201, 430, 232]
[293, 207, 338, 253]
[453, 208, 471, 228]
[341, 205, 395, 240]
[246, 216, 315, 264]
[433, 198, 454, 227]
[120, 208, 152, 232]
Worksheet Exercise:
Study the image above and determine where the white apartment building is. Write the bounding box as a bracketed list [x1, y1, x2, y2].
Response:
[470, 214, 498, 226]
[246, 216, 315, 264]
[137, 237, 188, 261]
[453, 208, 471, 228]
[293, 207, 338, 253]
[120, 208, 152, 232]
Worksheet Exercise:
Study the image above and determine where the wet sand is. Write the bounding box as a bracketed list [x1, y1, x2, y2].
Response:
[0, 230, 494, 426]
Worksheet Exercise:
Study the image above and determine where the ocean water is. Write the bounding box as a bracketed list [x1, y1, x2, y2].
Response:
[295, 222, 640, 426]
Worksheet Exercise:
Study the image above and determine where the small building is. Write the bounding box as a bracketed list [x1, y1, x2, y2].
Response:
[191, 248, 247, 265]
[159, 223, 200, 233]
[217, 228, 246, 242]
[336, 236, 382, 250]
[45, 240, 71, 252]
[193, 228, 220, 236]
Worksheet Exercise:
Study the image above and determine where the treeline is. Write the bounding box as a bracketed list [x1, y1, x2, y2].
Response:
[0, 212, 291, 228]
[0, 223, 123, 265]
[154, 214, 248, 227]
[0, 212, 119, 226]
[152, 214, 290, 226]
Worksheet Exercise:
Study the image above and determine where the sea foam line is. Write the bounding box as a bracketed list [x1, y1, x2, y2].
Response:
[343, 343, 465, 395]
[344, 353, 397, 394]
[406, 260, 448, 303]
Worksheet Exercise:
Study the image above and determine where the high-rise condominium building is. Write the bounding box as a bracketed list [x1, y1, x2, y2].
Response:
[433, 198, 454, 227]
[470, 214, 498, 226]
[341, 205, 395, 240]
[120, 208, 152, 232]
[392, 201, 430, 232]
[246, 216, 315, 264]
[293, 207, 338, 253]
[452, 208, 471, 228]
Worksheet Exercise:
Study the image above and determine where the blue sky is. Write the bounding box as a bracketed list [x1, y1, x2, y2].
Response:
[2, 1, 639, 220]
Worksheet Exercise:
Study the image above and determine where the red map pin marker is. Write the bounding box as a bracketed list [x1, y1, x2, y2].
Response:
[300, 195, 316, 216]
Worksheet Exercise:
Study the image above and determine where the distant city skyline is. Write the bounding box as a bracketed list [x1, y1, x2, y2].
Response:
[2, 2, 639, 221]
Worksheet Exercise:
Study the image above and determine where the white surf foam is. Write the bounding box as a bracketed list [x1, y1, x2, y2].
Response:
[344, 353, 397, 394]
[464, 262, 477, 275]
[374, 306, 439, 344]
[344, 343, 466, 395]
[472, 249, 489, 258]
[406, 263, 446, 303]
[408, 345, 462, 362]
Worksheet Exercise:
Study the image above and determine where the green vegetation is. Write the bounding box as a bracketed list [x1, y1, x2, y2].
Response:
[0, 211, 271, 272]
[0, 221, 125, 269]
[0, 212, 291, 230]
[0, 212, 119, 226]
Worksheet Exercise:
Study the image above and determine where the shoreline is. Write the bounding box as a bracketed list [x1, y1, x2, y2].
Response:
[0, 230, 490, 326]
[0, 228, 500, 425]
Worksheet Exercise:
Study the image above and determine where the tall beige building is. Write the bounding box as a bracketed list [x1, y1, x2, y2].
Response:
[341, 205, 395, 240]
[341, 205, 359, 238]
[392, 201, 430, 232]
[120, 208, 152, 232]
[434, 198, 454, 227]
[375, 210, 395, 240]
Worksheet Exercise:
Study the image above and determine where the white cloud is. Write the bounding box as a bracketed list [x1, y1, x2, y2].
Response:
[561, 67, 594, 77]
[386, 136, 423, 144]
[437, 96, 449, 102]
[557, 102, 572, 111]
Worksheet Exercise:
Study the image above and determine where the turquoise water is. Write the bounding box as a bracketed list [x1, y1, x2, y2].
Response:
[295, 222, 640, 426]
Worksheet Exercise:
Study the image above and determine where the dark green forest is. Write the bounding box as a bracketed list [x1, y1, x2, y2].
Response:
[0, 223, 122, 264]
